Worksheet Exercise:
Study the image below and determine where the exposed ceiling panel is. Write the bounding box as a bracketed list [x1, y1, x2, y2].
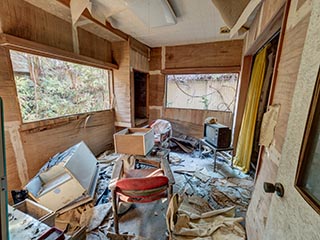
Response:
[27, 0, 242, 47]
[97, 0, 237, 47]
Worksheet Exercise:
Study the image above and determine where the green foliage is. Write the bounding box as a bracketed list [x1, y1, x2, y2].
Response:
[200, 96, 209, 110]
[11, 51, 110, 122]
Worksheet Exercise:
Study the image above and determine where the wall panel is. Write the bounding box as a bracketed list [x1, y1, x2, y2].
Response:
[0, 0, 115, 200]
[165, 40, 243, 69]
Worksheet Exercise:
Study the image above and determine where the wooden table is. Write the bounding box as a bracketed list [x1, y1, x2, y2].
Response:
[199, 139, 234, 172]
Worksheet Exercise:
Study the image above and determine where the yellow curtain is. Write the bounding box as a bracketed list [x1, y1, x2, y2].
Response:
[233, 44, 270, 173]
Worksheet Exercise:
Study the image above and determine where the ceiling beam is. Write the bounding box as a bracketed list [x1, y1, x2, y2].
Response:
[56, 0, 129, 41]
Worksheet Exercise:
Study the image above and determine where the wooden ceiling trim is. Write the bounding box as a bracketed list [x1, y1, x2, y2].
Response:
[0, 34, 118, 70]
[229, 0, 264, 37]
[56, 0, 129, 41]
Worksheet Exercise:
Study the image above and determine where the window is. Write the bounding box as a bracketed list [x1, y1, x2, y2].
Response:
[165, 73, 238, 111]
[295, 68, 320, 214]
[10, 50, 112, 123]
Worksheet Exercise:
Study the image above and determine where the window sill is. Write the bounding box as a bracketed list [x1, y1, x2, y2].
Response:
[20, 110, 113, 133]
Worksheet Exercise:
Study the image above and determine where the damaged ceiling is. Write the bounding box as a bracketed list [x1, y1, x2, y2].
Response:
[26, 0, 247, 47]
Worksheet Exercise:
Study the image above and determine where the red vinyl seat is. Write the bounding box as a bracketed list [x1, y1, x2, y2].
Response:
[109, 154, 174, 234]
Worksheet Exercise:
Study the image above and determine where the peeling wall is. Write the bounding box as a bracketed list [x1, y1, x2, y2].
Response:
[264, 0, 320, 239]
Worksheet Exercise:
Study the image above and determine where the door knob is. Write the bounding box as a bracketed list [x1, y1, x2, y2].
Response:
[263, 182, 284, 197]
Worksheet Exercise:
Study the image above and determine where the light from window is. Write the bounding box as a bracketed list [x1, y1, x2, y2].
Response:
[10, 50, 111, 123]
[166, 73, 238, 111]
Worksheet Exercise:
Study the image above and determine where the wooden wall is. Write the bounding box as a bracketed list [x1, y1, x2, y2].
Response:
[112, 41, 131, 127]
[112, 40, 150, 127]
[148, 40, 243, 138]
[165, 40, 243, 70]
[0, 0, 115, 199]
[244, 0, 312, 239]
[0, 0, 113, 63]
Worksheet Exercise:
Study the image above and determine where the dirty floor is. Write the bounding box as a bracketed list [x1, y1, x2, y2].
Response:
[113, 150, 253, 239]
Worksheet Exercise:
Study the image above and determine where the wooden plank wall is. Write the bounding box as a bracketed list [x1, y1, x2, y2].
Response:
[148, 41, 243, 138]
[112, 41, 131, 127]
[165, 40, 243, 69]
[112, 41, 150, 127]
[0, 0, 115, 199]
[244, 0, 286, 54]
[245, 0, 312, 239]
[0, 0, 113, 63]
[164, 108, 233, 138]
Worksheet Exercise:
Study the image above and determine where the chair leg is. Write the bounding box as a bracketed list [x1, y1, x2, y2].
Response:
[112, 190, 119, 234]
[168, 184, 173, 202]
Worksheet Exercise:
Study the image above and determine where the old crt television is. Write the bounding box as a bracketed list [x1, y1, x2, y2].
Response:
[204, 123, 231, 148]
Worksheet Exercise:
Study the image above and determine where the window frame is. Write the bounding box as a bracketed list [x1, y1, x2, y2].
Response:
[295, 68, 320, 214]
[1, 34, 116, 130]
[164, 72, 240, 112]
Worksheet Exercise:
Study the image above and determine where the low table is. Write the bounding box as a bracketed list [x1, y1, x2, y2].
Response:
[199, 139, 234, 172]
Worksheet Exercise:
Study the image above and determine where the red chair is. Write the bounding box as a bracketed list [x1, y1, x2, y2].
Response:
[109, 154, 174, 234]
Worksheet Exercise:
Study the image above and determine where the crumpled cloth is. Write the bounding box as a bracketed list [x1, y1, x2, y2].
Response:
[166, 194, 246, 240]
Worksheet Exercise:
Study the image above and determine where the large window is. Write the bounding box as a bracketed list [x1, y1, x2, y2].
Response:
[166, 73, 238, 111]
[10, 50, 112, 123]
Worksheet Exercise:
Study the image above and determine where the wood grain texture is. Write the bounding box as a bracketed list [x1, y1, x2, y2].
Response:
[233, 56, 253, 152]
[260, 0, 286, 33]
[150, 47, 162, 71]
[112, 41, 132, 126]
[165, 40, 243, 69]
[246, 3, 311, 239]
[246, 148, 279, 240]
[21, 111, 114, 179]
[0, 0, 113, 65]
[78, 28, 112, 63]
[272, 13, 310, 152]
[130, 49, 149, 73]
[149, 75, 165, 106]
[163, 108, 233, 138]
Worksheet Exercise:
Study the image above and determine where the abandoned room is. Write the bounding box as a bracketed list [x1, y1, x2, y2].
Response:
[0, 0, 320, 239]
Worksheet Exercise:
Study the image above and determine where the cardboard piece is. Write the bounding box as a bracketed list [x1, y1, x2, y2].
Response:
[113, 128, 154, 155]
[13, 199, 55, 227]
[25, 141, 99, 211]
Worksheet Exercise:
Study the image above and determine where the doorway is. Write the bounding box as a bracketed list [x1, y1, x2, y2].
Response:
[133, 70, 148, 126]
[250, 33, 280, 174]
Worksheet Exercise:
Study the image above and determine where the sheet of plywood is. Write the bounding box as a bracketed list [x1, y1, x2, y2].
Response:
[149, 75, 165, 106]
[21, 111, 114, 179]
[77, 28, 112, 63]
[165, 40, 243, 70]
[150, 47, 162, 71]
[246, 2, 311, 239]
[112, 41, 132, 127]
[163, 108, 233, 138]
[0, 0, 114, 65]
[260, 0, 286, 33]
[272, 13, 310, 152]
[130, 49, 149, 73]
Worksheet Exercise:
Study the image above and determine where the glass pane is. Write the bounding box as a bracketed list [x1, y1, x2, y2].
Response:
[166, 73, 238, 111]
[300, 95, 320, 205]
[10, 50, 111, 123]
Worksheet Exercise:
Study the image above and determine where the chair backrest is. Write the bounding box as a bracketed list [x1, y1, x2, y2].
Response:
[115, 176, 169, 203]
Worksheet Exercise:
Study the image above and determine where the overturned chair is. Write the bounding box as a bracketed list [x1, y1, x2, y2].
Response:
[109, 154, 175, 234]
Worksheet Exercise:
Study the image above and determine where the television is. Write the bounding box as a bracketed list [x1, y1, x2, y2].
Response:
[203, 123, 231, 148]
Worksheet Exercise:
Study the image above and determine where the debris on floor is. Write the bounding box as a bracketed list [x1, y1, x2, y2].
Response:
[167, 194, 246, 239]
[169, 135, 198, 153]
[24, 141, 99, 212]
[9, 142, 254, 240]
[211, 178, 254, 209]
